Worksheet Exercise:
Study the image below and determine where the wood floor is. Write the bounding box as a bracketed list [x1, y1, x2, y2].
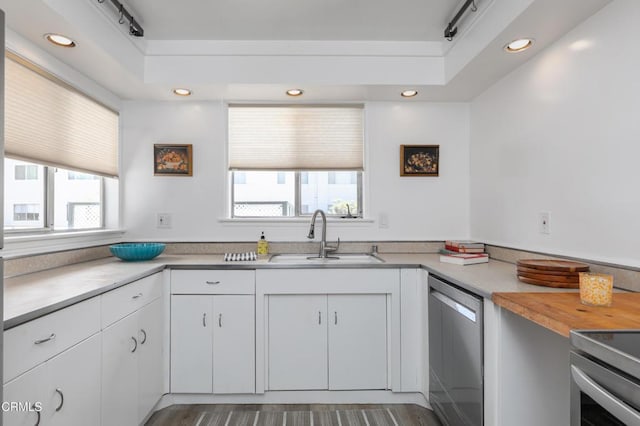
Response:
[146, 404, 442, 426]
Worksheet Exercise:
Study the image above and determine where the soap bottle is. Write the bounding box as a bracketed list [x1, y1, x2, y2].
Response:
[257, 232, 269, 257]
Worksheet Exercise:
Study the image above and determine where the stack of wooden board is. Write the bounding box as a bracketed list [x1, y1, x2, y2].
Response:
[516, 259, 590, 288]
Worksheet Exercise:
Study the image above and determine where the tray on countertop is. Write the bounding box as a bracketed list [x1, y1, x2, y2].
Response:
[516, 259, 589, 288]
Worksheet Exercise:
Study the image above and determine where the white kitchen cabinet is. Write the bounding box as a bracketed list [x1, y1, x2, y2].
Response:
[3, 334, 101, 426]
[268, 295, 328, 390]
[212, 296, 255, 393]
[46, 334, 101, 426]
[398, 268, 424, 393]
[101, 311, 139, 426]
[170, 295, 213, 393]
[102, 274, 164, 426]
[4, 297, 101, 384]
[328, 294, 387, 390]
[171, 294, 255, 394]
[257, 268, 401, 393]
[3, 361, 47, 426]
[137, 298, 165, 423]
[267, 293, 388, 391]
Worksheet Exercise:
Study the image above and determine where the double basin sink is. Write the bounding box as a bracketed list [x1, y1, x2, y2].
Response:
[268, 253, 384, 264]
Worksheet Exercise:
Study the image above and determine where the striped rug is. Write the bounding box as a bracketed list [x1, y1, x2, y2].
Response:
[178, 408, 400, 426]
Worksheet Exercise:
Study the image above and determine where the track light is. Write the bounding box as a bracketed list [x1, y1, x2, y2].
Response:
[97, 0, 144, 37]
[444, 0, 478, 41]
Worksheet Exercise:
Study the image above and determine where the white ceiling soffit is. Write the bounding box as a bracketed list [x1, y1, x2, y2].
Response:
[0, 0, 611, 101]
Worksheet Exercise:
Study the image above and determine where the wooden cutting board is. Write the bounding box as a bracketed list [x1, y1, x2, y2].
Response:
[517, 259, 590, 272]
[517, 265, 581, 276]
[517, 276, 580, 289]
[517, 272, 579, 283]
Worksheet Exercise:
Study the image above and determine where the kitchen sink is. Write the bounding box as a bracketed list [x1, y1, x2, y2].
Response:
[268, 253, 384, 264]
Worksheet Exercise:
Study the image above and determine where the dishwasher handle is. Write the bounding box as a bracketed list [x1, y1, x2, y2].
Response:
[431, 289, 477, 323]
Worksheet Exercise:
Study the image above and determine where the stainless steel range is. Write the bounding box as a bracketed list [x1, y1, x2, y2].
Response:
[570, 330, 640, 425]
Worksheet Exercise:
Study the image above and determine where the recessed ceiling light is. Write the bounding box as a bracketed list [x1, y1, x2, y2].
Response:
[44, 33, 76, 48]
[401, 90, 418, 98]
[286, 89, 304, 97]
[173, 88, 192, 96]
[504, 38, 534, 53]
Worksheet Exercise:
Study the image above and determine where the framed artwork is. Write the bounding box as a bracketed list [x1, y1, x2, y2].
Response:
[154, 144, 193, 176]
[400, 145, 439, 176]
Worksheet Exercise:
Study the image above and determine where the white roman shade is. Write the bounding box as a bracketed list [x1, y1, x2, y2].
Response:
[228, 104, 363, 170]
[5, 54, 119, 177]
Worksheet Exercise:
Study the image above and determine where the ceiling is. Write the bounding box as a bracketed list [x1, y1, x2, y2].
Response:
[0, 0, 612, 104]
[126, 0, 460, 41]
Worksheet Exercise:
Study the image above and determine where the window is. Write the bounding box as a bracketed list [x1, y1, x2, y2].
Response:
[4, 159, 110, 231]
[68, 171, 99, 180]
[301, 171, 360, 216]
[15, 164, 38, 180]
[4, 53, 119, 233]
[277, 172, 287, 185]
[228, 105, 364, 218]
[13, 204, 41, 222]
[231, 171, 361, 217]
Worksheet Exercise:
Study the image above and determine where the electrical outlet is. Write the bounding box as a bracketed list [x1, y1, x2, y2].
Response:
[157, 213, 172, 229]
[539, 212, 550, 234]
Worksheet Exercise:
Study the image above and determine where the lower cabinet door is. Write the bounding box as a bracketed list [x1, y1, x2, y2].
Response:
[328, 294, 388, 390]
[3, 363, 47, 426]
[138, 299, 165, 422]
[102, 312, 140, 426]
[171, 295, 213, 393]
[46, 334, 101, 426]
[212, 295, 255, 393]
[268, 295, 328, 390]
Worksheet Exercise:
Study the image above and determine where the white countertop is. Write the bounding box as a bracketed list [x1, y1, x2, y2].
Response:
[3, 253, 572, 329]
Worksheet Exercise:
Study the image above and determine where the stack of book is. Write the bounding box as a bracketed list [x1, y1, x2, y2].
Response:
[439, 241, 489, 265]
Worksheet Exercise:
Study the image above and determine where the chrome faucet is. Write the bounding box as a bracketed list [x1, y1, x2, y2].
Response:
[307, 209, 340, 258]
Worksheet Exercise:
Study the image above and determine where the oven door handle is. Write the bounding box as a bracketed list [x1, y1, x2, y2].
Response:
[571, 365, 640, 425]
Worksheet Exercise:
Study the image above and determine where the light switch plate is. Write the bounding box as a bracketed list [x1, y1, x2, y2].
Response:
[539, 212, 550, 234]
[379, 213, 389, 229]
[157, 213, 172, 229]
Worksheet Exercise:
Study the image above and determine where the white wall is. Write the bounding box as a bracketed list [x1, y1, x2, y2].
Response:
[121, 101, 470, 242]
[470, 0, 640, 267]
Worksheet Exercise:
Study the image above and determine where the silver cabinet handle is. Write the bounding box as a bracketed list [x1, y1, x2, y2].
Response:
[132, 293, 143, 299]
[203, 313, 207, 327]
[55, 388, 64, 412]
[34, 333, 56, 345]
[131, 336, 138, 353]
[139, 329, 147, 344]
[206, 281, 221, 285]
[218, 313, 222, 328]
[334, 311, 338, 325]
[318, 311, 322, 325]
[33, 405, 40, 426]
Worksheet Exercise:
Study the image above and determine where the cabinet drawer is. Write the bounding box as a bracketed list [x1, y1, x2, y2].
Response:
[101, 273, 163, 328]
[171, 270, 255, 294]
[3, 297, 101, 384]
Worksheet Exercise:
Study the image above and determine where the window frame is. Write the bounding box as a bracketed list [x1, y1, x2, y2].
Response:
[4, 161, 106, 234]
[230, 170, 363, 219]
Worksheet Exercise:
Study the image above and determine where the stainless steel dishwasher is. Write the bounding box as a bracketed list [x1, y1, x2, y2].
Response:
[429, 274, 483, 426]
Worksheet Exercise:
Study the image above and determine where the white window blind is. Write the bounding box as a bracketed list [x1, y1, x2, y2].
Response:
[228, 105, 364, 170]
[5, 53, 119, 177]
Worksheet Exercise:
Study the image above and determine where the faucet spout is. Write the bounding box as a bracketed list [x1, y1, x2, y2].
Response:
[307, 209, 338, 258]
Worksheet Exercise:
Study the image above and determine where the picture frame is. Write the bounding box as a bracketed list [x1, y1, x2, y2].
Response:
[400, 144, 439, 176]
[154, 144, 193, 176]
